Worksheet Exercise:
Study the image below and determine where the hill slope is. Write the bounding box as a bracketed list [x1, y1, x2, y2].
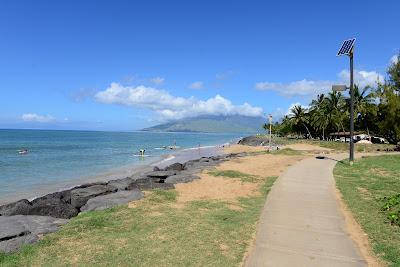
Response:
[142, 115, 266, 133]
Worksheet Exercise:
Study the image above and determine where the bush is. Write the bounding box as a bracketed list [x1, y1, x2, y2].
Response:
[381, 194, 400, 226]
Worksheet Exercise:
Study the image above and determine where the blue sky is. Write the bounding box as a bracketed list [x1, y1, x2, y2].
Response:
[0, 0, 399, 131]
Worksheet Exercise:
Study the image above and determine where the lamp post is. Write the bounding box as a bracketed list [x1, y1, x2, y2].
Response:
[349, 52, 355, 164]
[268, 114, 272, 148]
[336, 38, 356, 164]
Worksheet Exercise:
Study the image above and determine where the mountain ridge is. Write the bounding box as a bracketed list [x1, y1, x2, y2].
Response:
[141, 115, 266, 133]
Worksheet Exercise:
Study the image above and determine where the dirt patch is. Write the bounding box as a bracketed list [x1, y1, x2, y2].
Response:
[369, 168, 391, 177]
[335, 187, 386, 267]
[175, 152, 303, 206]
[216, 154, 303, 177]
[223, 144, 267, 154]
[175, 173, 259, 203]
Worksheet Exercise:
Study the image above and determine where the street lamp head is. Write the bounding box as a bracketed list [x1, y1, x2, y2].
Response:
[332, 85, 348, 92]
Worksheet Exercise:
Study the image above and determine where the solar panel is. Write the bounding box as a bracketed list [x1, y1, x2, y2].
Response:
[337, 38, 356, 56]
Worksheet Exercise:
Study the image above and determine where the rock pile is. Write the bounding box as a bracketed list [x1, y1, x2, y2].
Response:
[238, 136, 269, 146]
[0, 152, 245, 253]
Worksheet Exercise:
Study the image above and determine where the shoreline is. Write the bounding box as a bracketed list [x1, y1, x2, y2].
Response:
[0, 143, 229, 205]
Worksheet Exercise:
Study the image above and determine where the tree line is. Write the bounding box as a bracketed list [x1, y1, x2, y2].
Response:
[264, 55, 400, 144]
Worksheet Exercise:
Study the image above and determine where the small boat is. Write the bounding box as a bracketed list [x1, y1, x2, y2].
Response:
[18, 149, 28, 155]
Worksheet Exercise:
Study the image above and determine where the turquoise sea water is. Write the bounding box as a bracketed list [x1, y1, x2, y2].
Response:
[0, 129, 242, 202]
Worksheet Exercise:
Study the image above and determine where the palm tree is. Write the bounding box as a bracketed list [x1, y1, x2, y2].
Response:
[262, 123, 268, 133]
[288, 105, 312, 138]
[325, 91, 347, 133]
[309, 94, 329, 140]
[351, 85, 376, 136]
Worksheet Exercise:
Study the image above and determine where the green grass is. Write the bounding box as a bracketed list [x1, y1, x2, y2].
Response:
[266, 136, 396, 152]
[271, 148, 303, 155]
[247, 148, 303, 157]
[334, 155, 400, 266]
[208, 170, 259, 182]
[0, 177, 278, 267]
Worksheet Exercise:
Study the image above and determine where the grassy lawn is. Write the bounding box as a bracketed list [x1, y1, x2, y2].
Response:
[0, 176, 277, 266]
[267, 135, 396, 152]
[334, 155, 400, 266]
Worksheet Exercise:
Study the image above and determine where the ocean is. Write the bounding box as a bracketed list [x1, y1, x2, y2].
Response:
[0, 129, 243, 204]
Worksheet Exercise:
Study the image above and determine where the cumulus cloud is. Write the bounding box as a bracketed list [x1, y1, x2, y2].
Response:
[338, 69, 383, 88]
[391, 54, 399, 64]
[255, 69, 384, 98]
[21, 113, 55, 123]
[255, 80, 333, 97]
[95, 83, 263, 120]
[150, 77, 165, 85]
[189, 81, 204, 90]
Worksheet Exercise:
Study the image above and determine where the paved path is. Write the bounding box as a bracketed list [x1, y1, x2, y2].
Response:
[245, 154, 367, 267]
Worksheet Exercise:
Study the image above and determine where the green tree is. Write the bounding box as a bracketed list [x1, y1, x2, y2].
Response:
[325, 91, 347, 133]
[288, 105, 312, 138]
[377, 54, 400, 144]
[352, 85, 377, 136]
[309, 94, 329, 140]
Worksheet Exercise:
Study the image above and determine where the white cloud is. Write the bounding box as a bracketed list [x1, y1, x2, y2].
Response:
[95, 83, 263, 120]
[189, 81, 204, 90]
[255, 80, 333, 97]
[150, 77, 165, 85]
[338, 69, 383, 88]
[255, 69, 384, 98]
[21, 113, 55, 123]
[391, 54, 399, 64]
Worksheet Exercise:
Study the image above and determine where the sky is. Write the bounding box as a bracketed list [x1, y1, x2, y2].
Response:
[0, 0, 399, 131]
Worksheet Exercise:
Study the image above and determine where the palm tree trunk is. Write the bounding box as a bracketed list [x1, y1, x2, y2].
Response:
[340, 121, 345, 133]
[322, 128, 325, 140]
[302, 123, 313, 139]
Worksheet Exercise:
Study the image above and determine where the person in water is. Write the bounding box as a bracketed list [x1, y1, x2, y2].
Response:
[139, 149, 145, 156]
[18, 149, 28, 154]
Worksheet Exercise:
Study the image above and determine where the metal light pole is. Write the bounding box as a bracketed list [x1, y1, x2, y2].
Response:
[349, 51, 355, 163]
[268, 114, 272, 147]
[336, 38, 356, 164]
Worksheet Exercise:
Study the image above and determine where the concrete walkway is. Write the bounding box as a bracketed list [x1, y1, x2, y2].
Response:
[245, 154, 367, 267]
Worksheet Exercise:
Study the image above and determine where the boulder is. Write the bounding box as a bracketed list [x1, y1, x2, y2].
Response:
[165, 173, 199, 184]
[0, 215, 68, 253]
[70, 185, 117, 209]
[199, 157, 211, 163]
[149, 183, 175, 190]
[0, 199, 32, 216]
[131, 178, 175, 190]
[145, 170, 177, 178]
[184, 160, 216, 170]
[164, 162, 184, 171]
[81, 190, 144, 211]
[238, 136, 268, 146]
[31, 189, 72, 205]
[133, 178, 152, 190]
[74, 182, 107, 189]
[107, 177, 137, 191]
[145, 170, 177, 183]
[29, 198, 78, 219]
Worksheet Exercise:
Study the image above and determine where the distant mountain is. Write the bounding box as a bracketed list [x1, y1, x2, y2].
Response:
[141, 115, 266, 133]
